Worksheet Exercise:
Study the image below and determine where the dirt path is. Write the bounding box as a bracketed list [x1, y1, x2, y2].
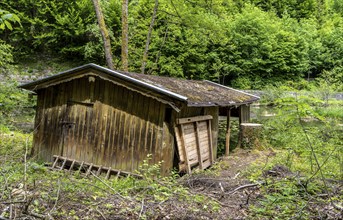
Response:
[180, 149, 275, 219]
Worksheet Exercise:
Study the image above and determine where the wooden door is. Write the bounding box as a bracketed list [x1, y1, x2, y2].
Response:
[60, 101, 95, 163]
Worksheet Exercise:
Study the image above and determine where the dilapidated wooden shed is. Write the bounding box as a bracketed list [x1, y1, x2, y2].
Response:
[20, 64, 259, 175]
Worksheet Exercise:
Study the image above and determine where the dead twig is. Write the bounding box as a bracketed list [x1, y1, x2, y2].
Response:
[225, 182, 262, 195]
[1, 200, 27, 205]
[96, 208, 106, 220]
[138, 199, 145, 219]
[23, 211, 46, 219]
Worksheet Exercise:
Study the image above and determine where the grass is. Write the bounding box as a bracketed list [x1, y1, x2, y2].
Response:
[0, 131, 224, 219]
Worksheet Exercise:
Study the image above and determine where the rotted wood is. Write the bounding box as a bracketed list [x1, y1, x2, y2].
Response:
[51, 155, 141, 179]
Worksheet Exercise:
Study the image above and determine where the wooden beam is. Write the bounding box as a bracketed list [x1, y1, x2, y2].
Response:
[179, 125, 192, 174]
[52, 156, 59, 168]
[225, 108, 231, 157]
[195, 122, 204, 169]
[85, 163, 93, 177]
[106, 167, 111, 179]
[207, 120, 214, 163]
[60, 158, 67, 170]
[177, 115, 213, 125]
[69, 160, 76, 171]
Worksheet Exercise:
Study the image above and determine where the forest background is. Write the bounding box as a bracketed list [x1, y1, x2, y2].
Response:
[1, 0, 343, 91]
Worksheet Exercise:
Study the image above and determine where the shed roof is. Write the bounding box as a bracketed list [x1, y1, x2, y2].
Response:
[19, 63, 259, 107]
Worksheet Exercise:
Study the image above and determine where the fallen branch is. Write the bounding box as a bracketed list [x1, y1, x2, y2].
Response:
[1, 200, 27, 205]
[138, 199, 145, 219]
[23, 211, 45, 219]
[96, 208, 106, 220]
[225, 182, 262, 195]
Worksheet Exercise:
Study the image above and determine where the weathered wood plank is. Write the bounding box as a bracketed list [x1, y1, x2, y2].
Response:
[179, 125, 191, 174]
[125, 90, 134, 171]
[207, 120, 214, 163]
[177, 115, 213, 125]
[133, 92, 144, 171]
[195, 122, 204, 169]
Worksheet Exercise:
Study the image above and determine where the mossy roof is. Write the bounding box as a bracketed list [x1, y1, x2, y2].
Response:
[20, 63, 259, 107]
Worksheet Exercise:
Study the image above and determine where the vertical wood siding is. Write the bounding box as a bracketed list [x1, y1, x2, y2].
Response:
[32, 76, 174, 174]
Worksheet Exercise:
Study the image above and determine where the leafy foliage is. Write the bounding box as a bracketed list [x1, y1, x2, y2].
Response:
[0, 40, 13, 69]
[0, 9, 20, 30]
[1, 0, 343, 88]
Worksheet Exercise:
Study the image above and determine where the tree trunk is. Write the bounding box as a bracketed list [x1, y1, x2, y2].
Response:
[238, 123, 263, 149]
[147, 25, 168, 75]
[92, 0, 114, 70]
[141, 0, 159, 74]
[121, 0, 129, 71]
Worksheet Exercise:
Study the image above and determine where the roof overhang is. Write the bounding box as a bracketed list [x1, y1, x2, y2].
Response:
[19, 63, 188, 102]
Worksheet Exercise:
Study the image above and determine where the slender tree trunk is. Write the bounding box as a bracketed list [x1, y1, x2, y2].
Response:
[121, 0, 129, 71]
[141, 0, 159, 74]
[147, 25, 168, 75]
[92, 0, 114, 70]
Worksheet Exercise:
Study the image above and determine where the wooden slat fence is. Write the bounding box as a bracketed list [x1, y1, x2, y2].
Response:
[174, 115, 214, 174]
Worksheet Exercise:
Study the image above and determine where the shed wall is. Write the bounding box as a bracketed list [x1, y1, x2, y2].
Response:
[32, 75, 174, 174]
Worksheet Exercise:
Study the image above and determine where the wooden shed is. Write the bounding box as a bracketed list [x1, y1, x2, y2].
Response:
[20, 64, 259, 175]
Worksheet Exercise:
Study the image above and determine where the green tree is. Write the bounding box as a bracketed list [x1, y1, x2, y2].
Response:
[222, 5, 309, 88]
[0, 9, 20, 70]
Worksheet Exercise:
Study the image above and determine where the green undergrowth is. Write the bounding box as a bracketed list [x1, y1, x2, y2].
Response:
[0, 134, 221, 219]
[244, 89, 343, 219]
[244, 148, 342, 219]
[0, 81, 35, 131]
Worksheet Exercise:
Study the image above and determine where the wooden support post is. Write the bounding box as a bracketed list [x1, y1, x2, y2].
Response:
[78, 161, 84, 172]
[106, 167, 111, 179]
[195, 122, 204, 169]
[116, 171, 121, 179]
[96, 166, 102, 176]
[207, 120, 214, 163]
[60, 158, 67, 170]
[52, 156, 59, 168]
[225, 108, 231, 157]
[86, 163, 93, 177]
[69, 160, 76, 171]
